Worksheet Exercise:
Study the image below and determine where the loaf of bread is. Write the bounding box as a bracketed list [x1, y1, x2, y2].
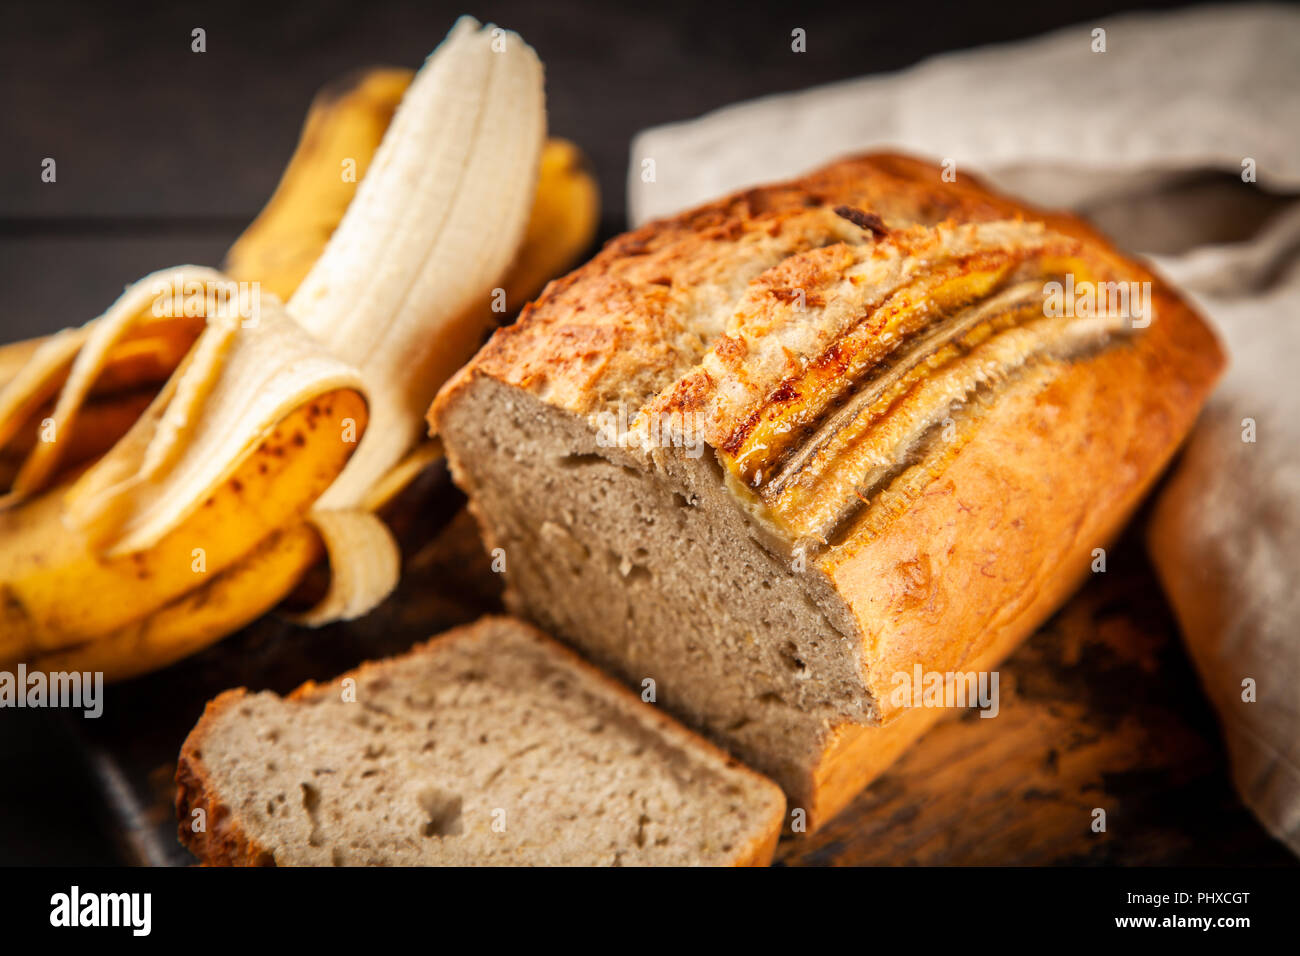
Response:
[431, 153, 1225, 829]
[175, 616, 785, 865]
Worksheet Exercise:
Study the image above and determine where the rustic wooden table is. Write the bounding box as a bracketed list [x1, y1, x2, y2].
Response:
[59, 483, 1298, 866]
[2, 0, 1288, 866]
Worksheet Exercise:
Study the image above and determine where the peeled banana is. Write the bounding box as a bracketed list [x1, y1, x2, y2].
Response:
[224, 67, 414, 302]
[224, 69, 599, 314]
[0, 286, 368, 659]
[0, 18, 598, 682]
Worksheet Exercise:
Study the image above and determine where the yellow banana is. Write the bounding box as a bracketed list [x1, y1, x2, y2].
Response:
[27, 524, 324, 683]
[0, 337, 48, 386]
[1, 27, 599, 681]
[0, 316, 202, 496]
[224, 68, 598, 311]
[224, 68, 414, 301]
[0, 384, 367, 660]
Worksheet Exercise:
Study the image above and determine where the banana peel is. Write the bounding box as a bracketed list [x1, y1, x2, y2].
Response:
[0, 373, 367, 659]
[0, 24, 598, 682]
[0, 313, 203, 501]
[0, 390, 154, 488]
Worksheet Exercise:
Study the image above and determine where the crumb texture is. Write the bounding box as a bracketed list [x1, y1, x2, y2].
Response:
[177, 617, 784, 866]
[445, 380, 870, 795]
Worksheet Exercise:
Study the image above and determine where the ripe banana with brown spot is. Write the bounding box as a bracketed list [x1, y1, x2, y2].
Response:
[0, 312, 368, 660]
[27, 524, 325, 683]
[0, 18, 554, 680]
[288, 17, 545, 510]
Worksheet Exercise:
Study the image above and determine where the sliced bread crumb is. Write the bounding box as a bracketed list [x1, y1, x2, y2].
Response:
[176, 616, 785, 866]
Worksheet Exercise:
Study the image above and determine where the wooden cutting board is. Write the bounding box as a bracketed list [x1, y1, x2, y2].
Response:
[68, 469, 1294, 866]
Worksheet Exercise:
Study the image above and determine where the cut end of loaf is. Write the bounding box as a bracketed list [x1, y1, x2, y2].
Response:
[435, 376, 873, 811]
[175, 616, 785, 866]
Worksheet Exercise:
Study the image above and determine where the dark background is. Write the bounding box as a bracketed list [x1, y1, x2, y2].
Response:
[0, 0, 1246, 864]
[0, 0, 1212, 339]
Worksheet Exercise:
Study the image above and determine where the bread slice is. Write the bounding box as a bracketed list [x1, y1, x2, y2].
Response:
[430, 153, 1225, 830]
[175, 617, 785, 866]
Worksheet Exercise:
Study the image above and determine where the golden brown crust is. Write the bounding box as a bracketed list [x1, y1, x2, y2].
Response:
[175, 616, 785, 866]
[175, 688, 278, 866]
[829, 286, 1221, 713]
[432, 152, 1132, 429]
[432, 153, 1212, 553]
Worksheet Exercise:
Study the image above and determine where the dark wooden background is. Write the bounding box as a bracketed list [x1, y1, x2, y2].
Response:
[2, 0, 1290, 866]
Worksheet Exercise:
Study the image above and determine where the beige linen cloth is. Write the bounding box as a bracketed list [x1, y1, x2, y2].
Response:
[628, 4, 1300, 855]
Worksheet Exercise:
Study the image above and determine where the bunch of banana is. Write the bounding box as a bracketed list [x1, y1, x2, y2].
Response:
[0, 17, 598, 682]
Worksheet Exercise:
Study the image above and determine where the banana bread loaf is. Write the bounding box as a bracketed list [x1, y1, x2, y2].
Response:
[431, 153, 1224, 829]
